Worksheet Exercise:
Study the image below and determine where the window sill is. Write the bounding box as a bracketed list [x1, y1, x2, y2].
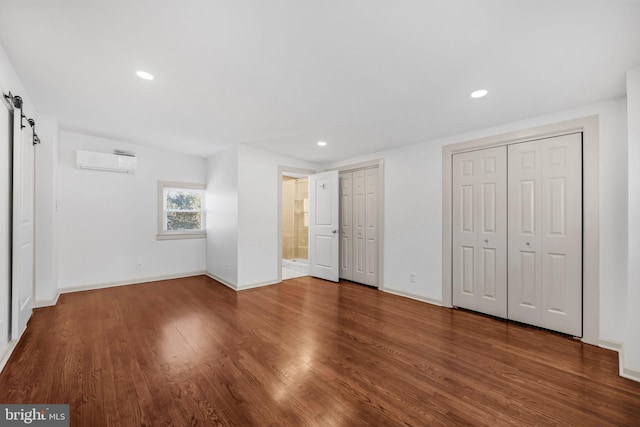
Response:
[157, 233, 206, 241]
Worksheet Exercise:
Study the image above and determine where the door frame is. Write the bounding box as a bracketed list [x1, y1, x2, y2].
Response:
[442, 116, 599, 345]
[326, 158, 385, 288]
[277, 165, 316, 283]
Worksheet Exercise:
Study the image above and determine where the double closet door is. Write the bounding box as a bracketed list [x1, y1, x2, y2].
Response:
[339, 168, 379, 287]
[452, 133, 582, 336]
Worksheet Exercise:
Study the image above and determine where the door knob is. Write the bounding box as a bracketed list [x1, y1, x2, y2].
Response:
[484, 239, 489, 243]
[332, 230, 337, 234]
[526, 242, 531, 246]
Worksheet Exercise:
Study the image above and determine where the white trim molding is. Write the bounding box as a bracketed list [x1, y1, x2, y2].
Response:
[34, 291, 60, 308]
[0, 339, 19, 375]
[620, 347, 640, 383]
[381, 287, 443, 307]
[442, 116, 600, 345]
[205, 271, 280, 291]
[59, 271, 206, 294]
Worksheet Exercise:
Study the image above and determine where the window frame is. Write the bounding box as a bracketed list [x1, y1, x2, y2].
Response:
[157, 181, 206, 240]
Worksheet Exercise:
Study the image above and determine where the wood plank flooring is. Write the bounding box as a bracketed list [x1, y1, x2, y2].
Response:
[1, 275, 639, 426]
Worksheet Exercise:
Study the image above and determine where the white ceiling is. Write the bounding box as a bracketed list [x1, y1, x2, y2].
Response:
[0, 0, 639, 163]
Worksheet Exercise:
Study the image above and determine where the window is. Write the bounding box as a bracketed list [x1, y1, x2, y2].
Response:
[157, 182, 206, 240]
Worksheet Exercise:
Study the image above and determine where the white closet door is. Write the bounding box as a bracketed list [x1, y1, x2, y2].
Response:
[508, 133, 582, 336]
[452, 146, 507, 318]
[339, 172, 353, 280]
[364, 168, 378, 286]
[352, 170, 366, 284]
[12, 114, 35, 339]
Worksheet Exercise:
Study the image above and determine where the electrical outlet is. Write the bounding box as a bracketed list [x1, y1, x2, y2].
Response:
[409, 273, 416, 283]
[136, 263, 143, 271]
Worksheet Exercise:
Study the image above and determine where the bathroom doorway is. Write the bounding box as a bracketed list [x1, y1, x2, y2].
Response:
[281, 171, 310, 279]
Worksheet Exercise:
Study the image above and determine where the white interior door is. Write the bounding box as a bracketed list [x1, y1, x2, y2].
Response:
[309, 170, 339, 282]
[0, 100, 11, 350]
[508, 133, 582, 336]
[339, 172, 353, 281]
[452, 146, 507, 318]
[11, 114, 34, 340]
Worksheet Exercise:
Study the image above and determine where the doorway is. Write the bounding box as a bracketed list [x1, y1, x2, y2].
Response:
[281, 171, 310, 280]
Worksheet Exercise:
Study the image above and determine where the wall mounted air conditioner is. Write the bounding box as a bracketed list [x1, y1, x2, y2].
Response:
[76, 150, 137, 174]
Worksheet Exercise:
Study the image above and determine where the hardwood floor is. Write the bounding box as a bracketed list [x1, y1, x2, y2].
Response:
[1, 276, 639, 426]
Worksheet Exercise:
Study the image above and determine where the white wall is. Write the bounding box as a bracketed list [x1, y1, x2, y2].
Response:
[206, 144, 318, 289]
[323, 97, 629, 345]
[206, 146, 239, 285]
[57, 130, 207, 289]
[625, 66, 640, 374]
[236, 145, 317, 288]
[34, 113, 59, 304]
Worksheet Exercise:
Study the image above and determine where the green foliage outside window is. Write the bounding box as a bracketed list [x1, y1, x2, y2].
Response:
[165, 190, 203, 231]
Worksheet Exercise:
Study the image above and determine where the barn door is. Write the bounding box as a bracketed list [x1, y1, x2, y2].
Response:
[11, 112, 35, 339]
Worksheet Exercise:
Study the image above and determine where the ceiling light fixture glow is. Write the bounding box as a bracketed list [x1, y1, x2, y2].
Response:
[317, 141, 327, 146]
[136, 70, 154, 80]
[470, 89, 488, 98]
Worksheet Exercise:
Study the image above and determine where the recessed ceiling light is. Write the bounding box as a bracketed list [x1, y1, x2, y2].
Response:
[317, 141, 327, 146]
[136, 70, 154, 80]
[470, 89, 488, 98]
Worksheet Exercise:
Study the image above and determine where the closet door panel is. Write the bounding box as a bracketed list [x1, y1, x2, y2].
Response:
[508, 133, 582, 336]
[453, 146, 507, 318]
[477, 148, 507, 316]
[540, 134, 582, 336]
[339, 173, 353, 280]
[508, 141, 543, 326]
[453, 153, 478, 309]
[365, 168, 378, 286]
[352, 170, 366, 283]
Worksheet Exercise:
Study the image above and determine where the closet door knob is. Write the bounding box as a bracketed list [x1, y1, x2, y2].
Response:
[526, 242, 531, 246]
[484, 239, 489, 243]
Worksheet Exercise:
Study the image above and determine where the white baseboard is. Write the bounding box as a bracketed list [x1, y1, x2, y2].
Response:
[238, 280, 280, 291]
[0, 339, 19, 375]
[619, 345, 640, 382]
[59, 271, 206, 295]
[205, 272, 280, 291]
[591, 339, 640, 383]
[34, 291, 60, 308]
[381, 287, 442, 307]
[597, 338, 623, 352]
[0, 322, 29, 375]
[205, 272, 238, 290]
